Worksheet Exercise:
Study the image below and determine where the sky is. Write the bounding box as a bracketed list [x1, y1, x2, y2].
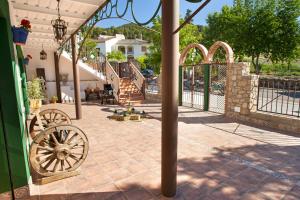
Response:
[96, 0, 234, 28]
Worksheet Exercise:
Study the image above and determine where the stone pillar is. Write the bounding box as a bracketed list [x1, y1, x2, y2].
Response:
[225, 62, 259, 118]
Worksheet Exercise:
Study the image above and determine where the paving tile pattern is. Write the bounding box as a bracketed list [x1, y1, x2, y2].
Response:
[21, 103, 300, 200]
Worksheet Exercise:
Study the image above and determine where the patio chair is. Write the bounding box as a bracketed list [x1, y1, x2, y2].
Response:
[101, 84, 115, 104]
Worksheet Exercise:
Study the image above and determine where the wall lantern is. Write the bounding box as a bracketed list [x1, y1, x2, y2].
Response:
[51, 0, 68, 42]
[40, 45, 47, 60]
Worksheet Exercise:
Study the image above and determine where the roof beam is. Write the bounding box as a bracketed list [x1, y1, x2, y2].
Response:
[64, 0, 101, 7]
[31, 28, 73, 35]
[12, 2, 88, 20]
[15, 17, 79, 29]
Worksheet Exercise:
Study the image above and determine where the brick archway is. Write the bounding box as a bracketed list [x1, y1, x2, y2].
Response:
[207, 41, 234, 64]
[179, 43, 209, 65]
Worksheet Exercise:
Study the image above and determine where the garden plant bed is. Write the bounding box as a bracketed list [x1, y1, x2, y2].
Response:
[108, 107, 149, 122]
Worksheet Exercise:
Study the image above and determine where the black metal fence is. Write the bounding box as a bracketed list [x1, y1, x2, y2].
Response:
[257, 77, 300, 117]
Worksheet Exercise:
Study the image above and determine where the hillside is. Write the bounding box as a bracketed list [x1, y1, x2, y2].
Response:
[91, 23, 154, 42]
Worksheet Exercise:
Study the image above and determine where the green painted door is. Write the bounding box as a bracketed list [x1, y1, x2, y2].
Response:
[0, 0, 31, 195]
[0, 101, 13, 195]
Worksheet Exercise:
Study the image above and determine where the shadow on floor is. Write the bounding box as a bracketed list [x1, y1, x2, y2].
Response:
[25, 144, 300, 200]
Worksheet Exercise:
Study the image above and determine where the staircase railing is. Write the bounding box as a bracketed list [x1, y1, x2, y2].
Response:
[129, 62, 146, 99]
[105, 61, 120, 101]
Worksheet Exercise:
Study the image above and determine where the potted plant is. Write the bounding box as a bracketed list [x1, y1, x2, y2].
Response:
[50, 96, 58, 104]
[12, 19, 32, 45]
[27, 78, 44, 110]
[23, 55, 32, 65]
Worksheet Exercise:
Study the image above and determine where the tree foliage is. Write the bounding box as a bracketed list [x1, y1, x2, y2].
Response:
[204, 0, 300, 74]
[107, 50, 126, 62]
[80, 38, 98, 61]
[147, 16, 203, 74]
[136, 55, 149, 70]
[90, 23, 153, 41]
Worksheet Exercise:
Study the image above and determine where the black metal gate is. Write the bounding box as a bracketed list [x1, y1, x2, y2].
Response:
[182, 65, 205, 109]
[209, 64, 227, 113]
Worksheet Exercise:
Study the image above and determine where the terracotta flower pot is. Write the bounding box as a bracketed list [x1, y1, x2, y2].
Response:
[30, 99, 42, 110]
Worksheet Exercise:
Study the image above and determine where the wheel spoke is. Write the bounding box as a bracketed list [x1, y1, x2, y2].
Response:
[53, 113, 58, 122]
[69, 154, 80, 162]
[50, 133, 59, 145]
[44, 157, 56, 169]
[53, 159, 60, 172]
[37, 146, 54, 152]
[70, 152, 83, 156]
[61, 160, 65, 171]
[65, 133, 78, 144]
[39, 154, 54, 165]
[42, 115, 50, 123]
[71, 145, 84, 149]
[65, 158, 72, 168]
[63, 131, 72, 144]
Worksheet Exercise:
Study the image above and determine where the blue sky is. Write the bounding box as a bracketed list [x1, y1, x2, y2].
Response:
[96, 0, 234, 28]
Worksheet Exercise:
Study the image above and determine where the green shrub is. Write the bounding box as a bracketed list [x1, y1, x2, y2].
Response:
[259, 63, 300, 77]
[27, 78, 44, 99]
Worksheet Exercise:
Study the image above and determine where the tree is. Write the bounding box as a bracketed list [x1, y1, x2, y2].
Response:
[107, 50, 126, 62]
[79, 37, 98, 62]
[203, 0, 300, 74]
[136, 55, 149, 70]
[184, 9, 193, 23]
[147, 16, 203, 74]
[271, 0, 300, 67]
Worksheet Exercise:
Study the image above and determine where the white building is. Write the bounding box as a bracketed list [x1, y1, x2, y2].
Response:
[96, 34, 150, 59]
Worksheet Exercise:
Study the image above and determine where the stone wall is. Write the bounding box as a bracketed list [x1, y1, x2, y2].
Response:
[225, 62, 300, 134]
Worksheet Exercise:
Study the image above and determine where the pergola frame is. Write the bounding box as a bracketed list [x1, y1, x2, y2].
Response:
[7, 0, 212, 197]
[60, 0, 211, 196]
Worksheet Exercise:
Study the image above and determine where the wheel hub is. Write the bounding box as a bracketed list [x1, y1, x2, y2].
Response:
[55, 145, 71, 160]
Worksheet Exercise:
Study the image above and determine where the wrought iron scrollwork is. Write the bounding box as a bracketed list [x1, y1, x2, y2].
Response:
[92, 0, 162, 26]
[59, 0, 162, 63]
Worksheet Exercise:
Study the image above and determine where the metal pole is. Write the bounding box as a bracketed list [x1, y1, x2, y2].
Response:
[204, 64, 210, 111]
[178, 65, 183, 106]
[71, 34, 82, 119]
[161, 0, 179, 197]
[54, 52, 62, 103]
[191, 66, 195, 107]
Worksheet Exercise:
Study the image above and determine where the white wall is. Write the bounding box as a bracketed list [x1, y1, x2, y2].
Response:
[23, 47, 105, 100]
[23, 48, 56, 81]
[96, 34, 125, 56]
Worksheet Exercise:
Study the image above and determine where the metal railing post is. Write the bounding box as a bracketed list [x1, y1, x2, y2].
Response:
[204, 64, 210, 111]
[178, 65, 183, 106]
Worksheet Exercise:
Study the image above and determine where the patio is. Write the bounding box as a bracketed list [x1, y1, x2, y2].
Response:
[26, 103, 300, 200]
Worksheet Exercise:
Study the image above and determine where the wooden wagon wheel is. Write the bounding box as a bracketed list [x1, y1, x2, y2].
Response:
[29, 109, 72, 139]
[30, 125, 89, 177]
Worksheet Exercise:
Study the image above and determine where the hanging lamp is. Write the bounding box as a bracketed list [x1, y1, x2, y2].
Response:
[51, 0, 68, 42]
[40, 45, 47, 60]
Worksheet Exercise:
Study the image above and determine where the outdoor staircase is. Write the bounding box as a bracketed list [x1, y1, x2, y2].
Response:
[61, 50, 145, 105]
[105, 61, 146, 105]
[119, 78, 145, 105]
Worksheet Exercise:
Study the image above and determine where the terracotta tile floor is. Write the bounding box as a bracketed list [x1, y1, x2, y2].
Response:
[25, 103, 300, 200]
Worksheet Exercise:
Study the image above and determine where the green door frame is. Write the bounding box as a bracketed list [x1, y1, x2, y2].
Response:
[203, 64, 210, 111]
[179, 64, 210, 111]
[0, 0, 31, 196]
[178, 65, 183, 106]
